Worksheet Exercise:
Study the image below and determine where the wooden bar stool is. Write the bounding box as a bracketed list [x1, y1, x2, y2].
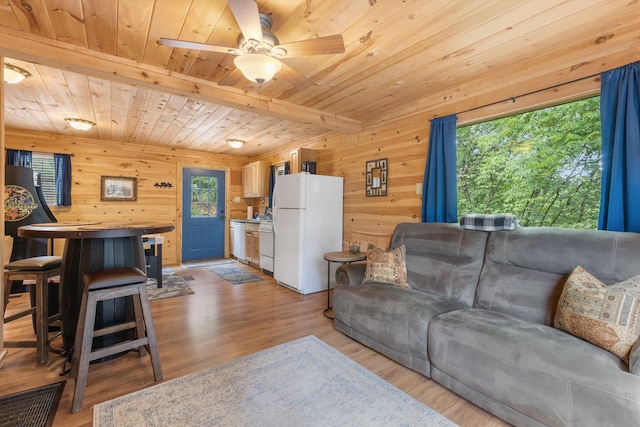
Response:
[3, 255, 62, 364]
[70, 267, 163, 413]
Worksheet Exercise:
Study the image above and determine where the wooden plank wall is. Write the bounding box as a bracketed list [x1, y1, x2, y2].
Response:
[310, 116, 428, 250]
[256, 116, 429, 250]
[261, 77, 601, 251]
[5, 76, 600, 263]
[1, 55, 6, 362]
[5, 130, 250, 265]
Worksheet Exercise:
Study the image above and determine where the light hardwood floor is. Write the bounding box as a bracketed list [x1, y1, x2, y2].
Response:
[1, 262, 510, 427]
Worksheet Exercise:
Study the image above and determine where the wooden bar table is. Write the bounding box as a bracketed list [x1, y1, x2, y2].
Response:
[18, 222, 174, 360]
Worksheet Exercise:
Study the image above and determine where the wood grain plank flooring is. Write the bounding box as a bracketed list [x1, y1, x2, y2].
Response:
[1, 262, 509, 427]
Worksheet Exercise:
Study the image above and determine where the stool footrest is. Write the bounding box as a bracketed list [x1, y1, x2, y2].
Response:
[5, 341, 37, 348]
[93, 321, 138, 338]
[88, 338, 149, 362]
[4, 308, 36, 323]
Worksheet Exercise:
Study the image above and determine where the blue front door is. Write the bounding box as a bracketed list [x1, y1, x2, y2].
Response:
[182, 168, 226, 261]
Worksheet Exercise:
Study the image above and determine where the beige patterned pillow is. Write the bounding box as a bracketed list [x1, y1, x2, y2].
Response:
[554, 265, 640, 363]
[362, 245, 410, 289]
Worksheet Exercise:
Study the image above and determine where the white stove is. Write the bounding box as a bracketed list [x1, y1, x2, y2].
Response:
[259, 221, 274, 273]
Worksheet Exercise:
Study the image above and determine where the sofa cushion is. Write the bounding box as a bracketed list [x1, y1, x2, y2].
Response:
[333, 283, 467, 377]
[389, 222, 489, 306]
[362, 244, 410, 288]
[429, 308, 640, 427]
[475, 227, 640, 325]
[555, 265, 640, 363]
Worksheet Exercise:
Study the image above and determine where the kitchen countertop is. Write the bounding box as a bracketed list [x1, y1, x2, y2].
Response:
[230, 219, 272, 223]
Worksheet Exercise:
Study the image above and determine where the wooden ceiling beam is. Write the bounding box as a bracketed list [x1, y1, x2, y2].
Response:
[0, 27, 361, 134]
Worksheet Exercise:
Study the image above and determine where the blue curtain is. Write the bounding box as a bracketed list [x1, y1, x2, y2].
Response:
[422, 115, 458, 223]
[6, 149, 32, 167]
[54, 154, 72, 206]
[268, 165, 276, 208]
[598, 61, 640, 232]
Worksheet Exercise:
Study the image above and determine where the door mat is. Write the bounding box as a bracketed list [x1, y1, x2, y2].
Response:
[208, 265, 263, 285]
[0, 381, 65, 427]
[182, 259, 237, 268]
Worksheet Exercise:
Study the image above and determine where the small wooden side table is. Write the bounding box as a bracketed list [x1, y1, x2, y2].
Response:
[323, 251, 367, 319]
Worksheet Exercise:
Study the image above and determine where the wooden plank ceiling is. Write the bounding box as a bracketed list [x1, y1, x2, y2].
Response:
[1, 0, 639, 157]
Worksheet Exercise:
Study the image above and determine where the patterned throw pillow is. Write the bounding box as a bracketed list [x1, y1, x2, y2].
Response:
[362, 245, 410, 289]
[554, 265, 640, 363]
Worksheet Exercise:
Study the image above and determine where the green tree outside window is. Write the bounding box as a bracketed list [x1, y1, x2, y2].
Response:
[457, 97, 601, 229]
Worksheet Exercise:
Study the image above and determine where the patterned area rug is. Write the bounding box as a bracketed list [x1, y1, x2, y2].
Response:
[208, 264, 263, 285]
[93, 336, 458, 427]
[146, 267, 194, 301]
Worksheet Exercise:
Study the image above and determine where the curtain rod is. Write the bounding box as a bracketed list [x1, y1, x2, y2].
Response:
[455, 71, 602, 117]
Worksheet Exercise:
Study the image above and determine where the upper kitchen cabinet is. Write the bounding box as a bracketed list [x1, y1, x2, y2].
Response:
[289, 148, 316, 174]
[242, 160, 269, 198]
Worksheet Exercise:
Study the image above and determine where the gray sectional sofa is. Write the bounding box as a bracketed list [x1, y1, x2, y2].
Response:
[333, 222, 640, 427]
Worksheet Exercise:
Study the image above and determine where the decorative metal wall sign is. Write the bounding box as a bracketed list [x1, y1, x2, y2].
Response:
[365, 158, 388, 197]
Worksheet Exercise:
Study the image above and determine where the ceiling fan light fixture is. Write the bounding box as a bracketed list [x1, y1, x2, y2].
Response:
[227, 139, 245, 149]
[234, 53, 282, 85]
[3, 62, 31, 84]
[65, 118, 96, 131]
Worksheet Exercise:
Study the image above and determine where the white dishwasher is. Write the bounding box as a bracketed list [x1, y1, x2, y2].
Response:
[233, 221, 246, 261]
[259, 221, 274, 273]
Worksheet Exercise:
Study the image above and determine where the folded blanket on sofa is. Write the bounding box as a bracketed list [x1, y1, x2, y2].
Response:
[459, 213, 520, 231]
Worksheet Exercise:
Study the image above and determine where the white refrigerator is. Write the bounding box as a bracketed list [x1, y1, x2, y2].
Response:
[273, 173, 343, 294]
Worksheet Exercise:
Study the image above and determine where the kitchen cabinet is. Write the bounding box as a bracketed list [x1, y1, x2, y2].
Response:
[289, 148, 316, 174]
[231, 220, 260, 266]
[242, 160, 269, 198]
[244, 223, 260, 266]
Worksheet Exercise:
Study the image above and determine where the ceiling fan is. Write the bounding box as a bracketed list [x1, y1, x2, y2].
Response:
[159, 0, 345, 90]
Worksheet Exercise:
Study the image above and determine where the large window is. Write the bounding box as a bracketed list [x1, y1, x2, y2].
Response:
[31, 152, 57, 206]
[457, 97, 601, 229]
[6, 149, 72, 207]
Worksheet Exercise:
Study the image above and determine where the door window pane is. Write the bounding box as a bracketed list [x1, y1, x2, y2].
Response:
[190, 176, 218, 218]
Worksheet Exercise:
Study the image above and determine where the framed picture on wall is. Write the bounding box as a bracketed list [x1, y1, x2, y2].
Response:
[365, 158, 388, 197]
[101, 176, 137, 201]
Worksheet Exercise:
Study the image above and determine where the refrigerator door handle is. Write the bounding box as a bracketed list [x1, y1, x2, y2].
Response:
[272, 181, 278, 235]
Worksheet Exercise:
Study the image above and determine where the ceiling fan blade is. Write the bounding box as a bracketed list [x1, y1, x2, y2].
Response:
[159, 38, 234, 54]
[278, 62, 315, 90]
[227, 0, 263, 44]
[278, 35, 345, 57]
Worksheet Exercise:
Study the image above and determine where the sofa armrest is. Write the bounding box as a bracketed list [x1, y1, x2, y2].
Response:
[630, 339, 640, 375]
[336, 263, 366, 286]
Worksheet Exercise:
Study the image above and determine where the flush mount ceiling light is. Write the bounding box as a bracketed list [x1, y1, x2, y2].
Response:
[3, 62, 31, 84]
[65, 118, 96, 131]
[227, 139, 245, 149]
[234, 53, 282, 86]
